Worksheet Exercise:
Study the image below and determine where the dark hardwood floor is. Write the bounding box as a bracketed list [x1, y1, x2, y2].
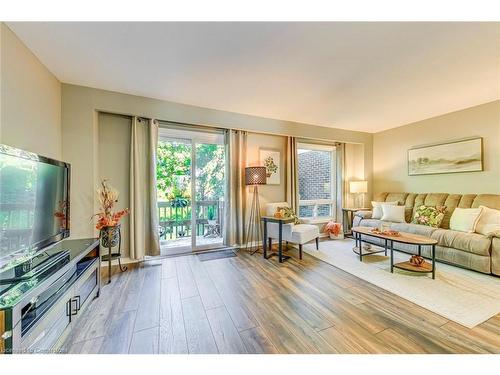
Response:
[63, 246, 500, 354]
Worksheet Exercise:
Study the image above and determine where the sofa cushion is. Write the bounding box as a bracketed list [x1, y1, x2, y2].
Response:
[449, 207, 483, 233]
[492, 237, 500, 276]
[385, 193, 408, 206]
[354, 210, 372, 219]
[458, 194, 477, 208]
[412, 205, 446, 228]
[290, 224, 320, 244]
[372, 201, 398, 219]
[404, 194, 417, 222]
[472, 194, 500, 210]
[441, 194, 462, 229]
[475, 205, 500, 236]
[381, 205, 406, 223]
[431, 229, 491, 256]
[390, 222, 438, 237]
[424, 193, 448, 207]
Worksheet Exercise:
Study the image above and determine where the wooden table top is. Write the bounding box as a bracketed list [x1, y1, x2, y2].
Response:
[261, 216, 295, 224]
[352, 226, 438, 245]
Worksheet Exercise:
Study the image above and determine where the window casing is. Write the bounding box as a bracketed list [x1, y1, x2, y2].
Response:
[297, 143, 337, 220]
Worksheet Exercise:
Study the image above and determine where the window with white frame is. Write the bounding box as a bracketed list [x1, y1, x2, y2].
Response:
[297, 143, 337, 220]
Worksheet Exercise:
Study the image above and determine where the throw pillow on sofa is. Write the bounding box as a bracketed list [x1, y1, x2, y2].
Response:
[449, 207, 483, 233]
[371, 201, 398, 219]
[381, 204, 406, 223]
[475, 205, 500, 236]
[412, 205, 446, 228]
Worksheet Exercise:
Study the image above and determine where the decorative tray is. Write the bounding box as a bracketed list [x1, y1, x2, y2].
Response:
[370, 228, 401, 237]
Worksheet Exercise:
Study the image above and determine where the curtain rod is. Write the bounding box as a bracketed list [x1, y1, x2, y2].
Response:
[97, 110, 352, 145]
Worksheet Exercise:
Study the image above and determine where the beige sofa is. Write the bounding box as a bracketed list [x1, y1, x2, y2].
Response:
[353, 192, 500, 276]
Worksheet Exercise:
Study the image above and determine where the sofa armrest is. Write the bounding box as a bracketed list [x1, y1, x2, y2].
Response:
[354, 210, 373, 219]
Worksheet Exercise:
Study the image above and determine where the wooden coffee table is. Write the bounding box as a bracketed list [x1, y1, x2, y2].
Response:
[352, 226, 438, 279]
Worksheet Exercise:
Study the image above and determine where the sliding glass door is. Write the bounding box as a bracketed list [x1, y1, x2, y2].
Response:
[156, 125, 226, 256]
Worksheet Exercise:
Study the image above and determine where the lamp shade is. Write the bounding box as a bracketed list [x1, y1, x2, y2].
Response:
[245, 166, 267, 185]
[349, 180, 368, 193]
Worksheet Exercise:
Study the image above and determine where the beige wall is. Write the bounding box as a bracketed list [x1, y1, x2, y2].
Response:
[246, 132, 288, 217]
[0, 23, 61, 159]
[345, 143, 367, 208]
[98, 113, 131, 258]
[373, 100, 500, 195]
[62, 83, 373, 240]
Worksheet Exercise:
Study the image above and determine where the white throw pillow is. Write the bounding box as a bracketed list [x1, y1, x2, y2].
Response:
[475, 205, 500, 236]
[450, 207, 483, 233]
[381, 204, 406, 223]
[372, 201, 398, 219]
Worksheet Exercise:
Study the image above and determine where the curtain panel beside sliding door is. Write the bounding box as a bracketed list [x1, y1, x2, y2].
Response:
[129, 117, 160, 259]
[286, 136, 299, 212]
[224, 130, 247, 247]
[336, 142, 346, 221]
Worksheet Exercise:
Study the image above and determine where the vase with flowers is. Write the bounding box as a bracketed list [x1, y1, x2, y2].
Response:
[93, 179, 129, 248]
[324, 221, 343, 240]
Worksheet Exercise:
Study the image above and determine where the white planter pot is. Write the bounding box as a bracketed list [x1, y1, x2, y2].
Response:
[329, 232, 344, 240]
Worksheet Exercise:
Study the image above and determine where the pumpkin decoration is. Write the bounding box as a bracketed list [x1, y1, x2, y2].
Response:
[409, 255, 425, 267]
[274, 210, 284, 219]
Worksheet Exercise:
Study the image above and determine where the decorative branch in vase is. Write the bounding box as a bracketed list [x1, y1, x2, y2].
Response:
[324, 221, 343, 240]
[93, 179, 129, 248]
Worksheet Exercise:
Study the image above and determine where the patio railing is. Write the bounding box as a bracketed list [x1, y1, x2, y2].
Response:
[157, 200, 224, 240]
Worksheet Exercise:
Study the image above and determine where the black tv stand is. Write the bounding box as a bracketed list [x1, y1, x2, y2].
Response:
[0, 238, 100, 354]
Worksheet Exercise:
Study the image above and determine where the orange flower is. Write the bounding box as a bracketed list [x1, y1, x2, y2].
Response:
[93, 181, 130, 230]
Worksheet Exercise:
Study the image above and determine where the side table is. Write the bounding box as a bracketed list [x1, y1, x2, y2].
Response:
[342, 207, 370, 238]
[261, 216, 295, 263]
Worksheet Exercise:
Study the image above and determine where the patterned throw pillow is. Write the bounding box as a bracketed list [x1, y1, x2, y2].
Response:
[276, 206, 300, 224]
[412, 205, 446, 228]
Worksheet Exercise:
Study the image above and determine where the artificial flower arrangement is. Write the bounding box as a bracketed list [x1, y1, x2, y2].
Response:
[93, 179, 129, 230]
[324, 221, 343, 240]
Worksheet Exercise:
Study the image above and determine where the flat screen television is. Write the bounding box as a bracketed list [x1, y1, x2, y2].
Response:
[0, 144, 70, 271]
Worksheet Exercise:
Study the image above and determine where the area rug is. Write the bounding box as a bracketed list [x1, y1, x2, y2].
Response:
[303, 239, 500, 328]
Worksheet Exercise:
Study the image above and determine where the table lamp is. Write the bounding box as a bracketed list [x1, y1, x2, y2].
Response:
[349, 180, 368, 208]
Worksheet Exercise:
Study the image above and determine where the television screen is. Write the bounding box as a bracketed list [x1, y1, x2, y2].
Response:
[0, 145, 70, 270]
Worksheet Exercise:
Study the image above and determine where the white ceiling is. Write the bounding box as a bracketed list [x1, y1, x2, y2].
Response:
[7, 22, 500, 133]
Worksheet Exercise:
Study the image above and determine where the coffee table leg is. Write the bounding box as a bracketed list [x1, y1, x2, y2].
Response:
[390, 240, 394, 273]
[359, 233, 363, 262]
[432, 244, 436, 279]
[418, 244, 421, 257]
[384, 239, 387, 256]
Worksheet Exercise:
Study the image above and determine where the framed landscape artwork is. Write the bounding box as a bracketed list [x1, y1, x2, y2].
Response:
[408, 137, 483, 176]
[259, 148, 280, 185]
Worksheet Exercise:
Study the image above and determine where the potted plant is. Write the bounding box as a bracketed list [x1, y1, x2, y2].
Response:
[93, 179, 129, 248]
[207, 206, 217, 226]
[324, 221, 343, 240]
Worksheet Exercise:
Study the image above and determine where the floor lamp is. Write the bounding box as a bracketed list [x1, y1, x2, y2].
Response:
[244, 166, 267, 254]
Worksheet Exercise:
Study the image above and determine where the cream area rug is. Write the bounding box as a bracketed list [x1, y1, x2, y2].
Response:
[303, 239, 500, 328]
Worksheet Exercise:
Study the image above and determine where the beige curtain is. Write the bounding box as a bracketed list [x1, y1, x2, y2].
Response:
[286, 136, 299, 212]
[129, 117, 160, 259]
[336, 142, 346, 221]
[224, 129, 247, 247]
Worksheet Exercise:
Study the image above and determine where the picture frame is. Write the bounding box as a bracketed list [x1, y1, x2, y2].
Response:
[408, 137, 483, 176]
[259, 148, 281, 185]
